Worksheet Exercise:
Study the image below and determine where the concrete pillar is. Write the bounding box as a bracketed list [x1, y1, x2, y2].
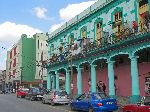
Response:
[77, 67, 82, 95]
[65, 70, 71, 94]
[130, 56, 140, 95]
[47, 73, 51, 90]
[108, 60, 115, 96]
[91, 65, 97, 92]
[55, 71, 59, 90]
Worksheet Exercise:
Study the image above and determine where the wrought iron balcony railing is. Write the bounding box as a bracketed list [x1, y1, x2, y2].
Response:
[48, 19, 150, 66]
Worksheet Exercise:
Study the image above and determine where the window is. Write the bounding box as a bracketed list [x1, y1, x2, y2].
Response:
[9, 61, 12, 70]
[82, 29, 87, 39]
[115, 12, 122, 22]
[10, 51, 12, 59]
[14, 47, 17, 56]
[96, 22, 102, 46]
[139, 0, 148, 7]
[13, 69, 16, 77]
[38, 40, 39, 49]
[13, 58, 16, 67]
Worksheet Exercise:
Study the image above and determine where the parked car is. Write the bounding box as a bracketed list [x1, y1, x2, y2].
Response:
[25, 87, 44, 101]
[42, 90, 70, 105]
[122, 96, 150, 112]
[70, 92, 118, 112]
[16, 88, 29, 98]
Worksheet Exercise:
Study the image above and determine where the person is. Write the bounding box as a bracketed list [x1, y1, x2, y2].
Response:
[88, 79, 91, 92]
[102, 83, 106, 94]
[98, 81, 103, 92]
[132, 21, 138, 33]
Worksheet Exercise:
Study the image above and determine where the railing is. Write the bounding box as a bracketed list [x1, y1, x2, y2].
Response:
[48, 19, 150, 65]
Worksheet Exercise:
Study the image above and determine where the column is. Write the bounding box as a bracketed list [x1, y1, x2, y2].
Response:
[91, 65, 97, 92]
[65, 70, 71, 94]
[52, 75, 55, 90]
[55, 71, 59, 90]
[47, 73, 51, 90]
[130, 56, 140, 96]
[77, 67, 82, 95]
[108, 60, 115, 96]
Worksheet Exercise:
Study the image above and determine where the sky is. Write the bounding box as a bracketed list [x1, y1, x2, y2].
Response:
[0, 0, 98, 70]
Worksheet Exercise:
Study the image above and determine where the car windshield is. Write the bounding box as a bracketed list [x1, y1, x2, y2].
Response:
[32, 88, 40, 93]
[93, 93, 108, 100]
[56, 91, 67, 96]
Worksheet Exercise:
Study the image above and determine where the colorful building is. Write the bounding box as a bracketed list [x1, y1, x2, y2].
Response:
[6, 33, 48, 89]
[47, 0, 150, 103]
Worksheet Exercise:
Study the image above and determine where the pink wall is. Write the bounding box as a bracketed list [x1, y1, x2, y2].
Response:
[72, 73, 77, 95]
[138, 62, 150, 96]
[72, 62, 150, 97]
[114, 64, 132, 96]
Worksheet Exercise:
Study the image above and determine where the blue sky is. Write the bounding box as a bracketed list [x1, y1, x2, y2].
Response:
[0, 0, 97, 70]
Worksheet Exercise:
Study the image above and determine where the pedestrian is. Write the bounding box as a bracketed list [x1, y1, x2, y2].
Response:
[88, 79, 91, 92]
[98, 81, 103, 92]
[102, 83, 106, 94]
[132, 21, 138, 34]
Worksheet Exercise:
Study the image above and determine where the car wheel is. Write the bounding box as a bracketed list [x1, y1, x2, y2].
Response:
[88, 107, 94, 112]
[42, 98, 45, 104]
[51, 101, 55, 106]
[70, 105, 74, 111]
[30, 97, 34, 101]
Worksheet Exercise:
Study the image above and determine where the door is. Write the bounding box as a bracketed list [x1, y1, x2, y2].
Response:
[75, 94, 86, 110]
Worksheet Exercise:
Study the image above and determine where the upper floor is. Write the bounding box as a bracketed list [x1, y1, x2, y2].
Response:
[47, 0, 150, 66]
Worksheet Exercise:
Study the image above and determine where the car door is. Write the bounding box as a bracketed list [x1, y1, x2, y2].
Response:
[82, 94, 91, 111]
[138, 105, 150, 112]
[74, 94, 86, 110]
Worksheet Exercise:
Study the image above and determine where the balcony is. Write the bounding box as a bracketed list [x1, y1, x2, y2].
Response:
[47, 18, 150, 67]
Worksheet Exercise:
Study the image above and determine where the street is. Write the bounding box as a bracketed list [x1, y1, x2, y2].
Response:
[0, 94, 74, 112]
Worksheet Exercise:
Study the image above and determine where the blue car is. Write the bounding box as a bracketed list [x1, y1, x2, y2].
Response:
[70, 92, 118, 112]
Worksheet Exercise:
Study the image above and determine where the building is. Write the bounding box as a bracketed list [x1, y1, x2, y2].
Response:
[0, 70, 6, 92]
[46, 0, 150, 103]
[33, 33, 48, 88]
[6, 33, 48, 90]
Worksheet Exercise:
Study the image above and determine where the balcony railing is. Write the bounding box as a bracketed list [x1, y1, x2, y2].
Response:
[48, 18, 150, 66]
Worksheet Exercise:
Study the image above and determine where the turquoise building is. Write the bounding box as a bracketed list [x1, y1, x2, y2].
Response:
[47, 0, 150, 103]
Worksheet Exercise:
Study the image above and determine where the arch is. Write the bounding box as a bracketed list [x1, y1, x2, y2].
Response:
[109, 52, 130, 61]
[57, 67, 66, 72]
[92, 57, 108, 64]
[132, 44, 150, 56]
[78, 61, 91, 67]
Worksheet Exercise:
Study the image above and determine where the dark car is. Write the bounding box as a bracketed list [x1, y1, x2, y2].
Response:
[25, 87, 44, 101]
[122, 96, 150, 112]
[70, 92, 118, 112]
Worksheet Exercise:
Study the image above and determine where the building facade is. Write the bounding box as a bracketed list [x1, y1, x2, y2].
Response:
[0, 70, 6, 92]
[47, 0, 150, 103]
[33, 33, 48, 88]
[6, 33, 49, 89]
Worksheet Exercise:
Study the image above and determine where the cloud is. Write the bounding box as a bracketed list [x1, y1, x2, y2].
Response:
[49, 0, 97, 32]
[59, 0, 97, 21]
[49, 22, 64, 33]
[33, 7, 49, 20]
[0, 21, 42, 70]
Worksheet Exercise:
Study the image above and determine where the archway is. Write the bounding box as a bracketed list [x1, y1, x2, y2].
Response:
[135, 48, 150, 96]
[58, 69, 66, 90]
[93, 59, 108, 95]
[79, 62, 91, 93]
[111, 54, 131, 96]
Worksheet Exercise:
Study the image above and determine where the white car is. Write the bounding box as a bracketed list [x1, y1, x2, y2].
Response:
[42, 90, 70, 105]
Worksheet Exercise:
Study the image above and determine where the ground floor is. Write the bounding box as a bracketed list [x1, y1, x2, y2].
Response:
[47, 33, 150, 103]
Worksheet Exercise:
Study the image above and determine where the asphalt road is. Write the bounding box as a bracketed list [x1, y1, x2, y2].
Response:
[0, 94, 74, 112]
